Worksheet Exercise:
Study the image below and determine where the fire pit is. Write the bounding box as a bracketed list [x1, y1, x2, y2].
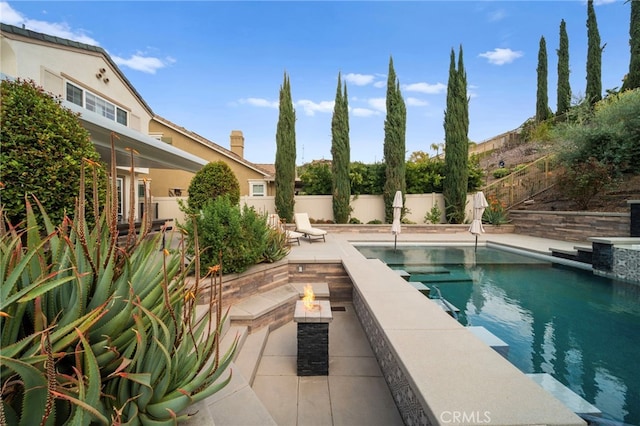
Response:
[294, 285, 332, 376]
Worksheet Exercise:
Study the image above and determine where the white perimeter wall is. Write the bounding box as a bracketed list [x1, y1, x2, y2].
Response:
[157, 193, 476, 225]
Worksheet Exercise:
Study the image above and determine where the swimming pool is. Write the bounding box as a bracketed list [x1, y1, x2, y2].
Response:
[356, 245, 640, 425]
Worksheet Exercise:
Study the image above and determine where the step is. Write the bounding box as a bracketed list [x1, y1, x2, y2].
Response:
[526, 373, 601, 417]
[467, 326, 509, 359]
[415, 273, 472, 283]
[182, 361, 277, 426]
[291, 282, 330, 299]
[392, 269, 410, 280]
[229, 284, 299, 332]
[408, 281, 431, 296]
[234, 327, 270, 386]
[403, 266, 451, 275]
[430, 298, 460, 315]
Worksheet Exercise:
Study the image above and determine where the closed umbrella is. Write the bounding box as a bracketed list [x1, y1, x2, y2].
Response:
[469, 191, 489, 251]
[392, 190, 402, 251]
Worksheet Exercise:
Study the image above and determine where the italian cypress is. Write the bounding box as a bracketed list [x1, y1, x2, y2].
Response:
[622, 0, 640, 91]
[443, 46, 469, 224]
[557, 20, 572, 116]
[274, 72, 296, 222]
[331, 72, 351, 224]
[383, 56, 407, 223]
[536, 36, 550, 122]
[586, 0, 603, 104]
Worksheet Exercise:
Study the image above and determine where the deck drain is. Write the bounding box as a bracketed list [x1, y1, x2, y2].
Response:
[331, 306, 347, 312]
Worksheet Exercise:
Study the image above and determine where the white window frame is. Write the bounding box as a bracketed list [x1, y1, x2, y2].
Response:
[249, 181, 266, 197]
[65, 81, 128, 126]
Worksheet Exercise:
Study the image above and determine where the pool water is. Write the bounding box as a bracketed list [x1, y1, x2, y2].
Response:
[356, 245, 640, 425]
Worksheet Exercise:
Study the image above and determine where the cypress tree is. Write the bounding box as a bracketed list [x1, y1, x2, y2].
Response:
[383, 56, 407, 223]
[557, 19, 572, 116]
[331, 72, 351, 224]
[536, 36, 550, 122]
[274, 72, 296, 222]
[622, 0, 640, 91]
[443, 46, 469, 224]
[586, 0, 603, 104]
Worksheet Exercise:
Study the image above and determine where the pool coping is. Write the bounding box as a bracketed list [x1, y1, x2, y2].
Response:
[325, 236, 587, 425]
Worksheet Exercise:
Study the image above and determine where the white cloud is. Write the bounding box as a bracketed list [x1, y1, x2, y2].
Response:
[112, 53, 174, 74]
[406, 97, 428, 107]
[488, 9, 507, 22]
[351, 108, 379, 117]
[296, 99, 334, 116]
[373, 81, 386, 89]
[239, 98, 279, 108]
[404, 82, 446, 94]
[368, 97, 386, 113]
[478, 48, 523, 65]
[593, 0, 616, 5]
[343, 73, 375, 86]
[0, 2, 100, 46]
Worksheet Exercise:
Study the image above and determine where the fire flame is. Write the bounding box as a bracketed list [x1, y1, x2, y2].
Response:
[302, 284, 316, 310]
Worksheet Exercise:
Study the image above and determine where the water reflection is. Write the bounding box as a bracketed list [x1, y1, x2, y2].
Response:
[356, 245, 640, 425]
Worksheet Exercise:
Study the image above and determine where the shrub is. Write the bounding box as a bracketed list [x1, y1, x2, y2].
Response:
[367, 219, 383, 224]
[424, 201, 443, 224]
[483, 194, 510, 225]
[349, 217, 362, 224]
[492, 168, 511, 179]
[0, 78, 106, 226]
[182, 196, 268, 274]
[188, 161, 240, 211]
[557, 157, 616, 209]
[261, 227, 291, 263]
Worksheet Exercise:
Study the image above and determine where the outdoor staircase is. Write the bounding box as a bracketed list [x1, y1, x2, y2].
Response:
[482, 154, 558, 209]
[182, 282, 330, 425]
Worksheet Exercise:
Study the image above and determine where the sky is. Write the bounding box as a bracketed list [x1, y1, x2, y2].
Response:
[0, 1, 632, 166]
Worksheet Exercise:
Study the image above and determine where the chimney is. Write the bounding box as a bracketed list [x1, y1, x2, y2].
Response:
[230, 130, 244, 158]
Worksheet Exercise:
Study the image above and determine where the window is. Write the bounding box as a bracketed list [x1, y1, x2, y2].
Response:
[66, 82, 127, 126]
[250, 182, 265, 197]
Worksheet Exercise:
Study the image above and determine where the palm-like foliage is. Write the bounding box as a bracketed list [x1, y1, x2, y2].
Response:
[1, 135, 235, 425]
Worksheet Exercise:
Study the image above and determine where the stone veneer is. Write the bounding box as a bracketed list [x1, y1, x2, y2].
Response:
[511, 210, 629, 242]
[590, 237, 640, 284]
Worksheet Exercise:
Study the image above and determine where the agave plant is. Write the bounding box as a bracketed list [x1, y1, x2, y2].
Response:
[1, 134, 236, 425]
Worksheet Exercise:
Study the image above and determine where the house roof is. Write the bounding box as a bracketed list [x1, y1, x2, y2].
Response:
[152, 115, 272, 177]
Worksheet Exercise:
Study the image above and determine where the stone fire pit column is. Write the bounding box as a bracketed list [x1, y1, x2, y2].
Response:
[294, 300, 333, 376]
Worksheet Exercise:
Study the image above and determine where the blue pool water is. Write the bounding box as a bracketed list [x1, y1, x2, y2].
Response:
[356, 245, 640, 425]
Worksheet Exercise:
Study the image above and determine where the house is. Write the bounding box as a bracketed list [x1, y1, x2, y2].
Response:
[148, 119, 274, 199]
[1, 22, 274, 223]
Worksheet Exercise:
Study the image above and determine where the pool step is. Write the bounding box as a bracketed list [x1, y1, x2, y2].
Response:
[550, 245, 593, 265]
[403, 266, 451, 275]
[413, 272, 472, 283]
[430, 297, 460, 316]
[526, 373, 601, 418]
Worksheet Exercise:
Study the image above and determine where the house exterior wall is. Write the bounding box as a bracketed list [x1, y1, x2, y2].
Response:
[148, 120, 270, 198]
[0, 34, 152, 132]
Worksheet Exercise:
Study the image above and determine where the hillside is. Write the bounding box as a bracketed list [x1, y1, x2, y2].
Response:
[477, 139, 640, 213]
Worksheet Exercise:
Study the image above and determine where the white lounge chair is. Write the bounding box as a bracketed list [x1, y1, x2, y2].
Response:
[268, 213, 303, 245]
[294, 213, 327, 243]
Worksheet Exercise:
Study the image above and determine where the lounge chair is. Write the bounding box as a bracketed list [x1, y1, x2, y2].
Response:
[294, 213, 327, 243]
[268, 213, 303, 245]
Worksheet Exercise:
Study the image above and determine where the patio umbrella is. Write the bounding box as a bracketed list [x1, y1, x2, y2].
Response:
[392, 190, 403, 251]
[469, 191, 489, 251]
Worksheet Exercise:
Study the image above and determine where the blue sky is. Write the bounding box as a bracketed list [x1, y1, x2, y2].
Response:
[1, 1, 631, 165]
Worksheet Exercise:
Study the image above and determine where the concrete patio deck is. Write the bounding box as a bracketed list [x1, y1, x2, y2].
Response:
[188, 230, 590, 426]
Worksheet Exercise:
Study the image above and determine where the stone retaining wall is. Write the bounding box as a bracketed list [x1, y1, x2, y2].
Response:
[510, 210, 629, 242]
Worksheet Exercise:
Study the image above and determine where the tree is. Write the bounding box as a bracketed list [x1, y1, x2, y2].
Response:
[622, 0, 640, 91]
[331, 72, 351, 223]
[536, 36, 550, 122]
[275, 72, 297, 222]
[382, 56, 407, 223]
[586, 0, 603, 105]
[187, 160, 240, 210]
[0, 78, 105, 226]
[443, 46, 469, 224]
[557, 19, 572, 116]
[299, 161, 332, 195]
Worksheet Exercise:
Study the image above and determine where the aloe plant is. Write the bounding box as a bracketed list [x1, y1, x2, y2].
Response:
[1, 135, 236, 425]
